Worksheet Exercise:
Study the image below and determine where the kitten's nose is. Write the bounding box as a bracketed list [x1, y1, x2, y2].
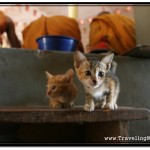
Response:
[48, 91, 51, 95]
[92, 79, 97, 85]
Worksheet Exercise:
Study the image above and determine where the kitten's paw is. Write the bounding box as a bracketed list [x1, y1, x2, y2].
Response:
[49, 103, 62, 109]
[84, 104, 95, 112]
[63, 103, 74, 108]
[114, 104, 118, 109]
[104, 103, 118, 110]
[49, 99, 62, 108]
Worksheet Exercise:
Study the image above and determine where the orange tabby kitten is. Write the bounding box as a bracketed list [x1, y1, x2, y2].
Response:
[45, 69, 77, 108]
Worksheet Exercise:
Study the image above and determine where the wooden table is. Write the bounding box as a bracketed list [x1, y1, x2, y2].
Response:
[0, 106, 149, 143]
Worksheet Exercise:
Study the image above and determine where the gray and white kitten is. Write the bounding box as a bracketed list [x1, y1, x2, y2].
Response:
[74, 51, 120, 111]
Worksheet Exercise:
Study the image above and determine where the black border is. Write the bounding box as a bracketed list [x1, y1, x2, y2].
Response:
[0, 2, 149, 147]
[0, 2, 149, 4]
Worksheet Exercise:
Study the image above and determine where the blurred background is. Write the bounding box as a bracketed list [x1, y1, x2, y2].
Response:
[0, 4, 134, 49]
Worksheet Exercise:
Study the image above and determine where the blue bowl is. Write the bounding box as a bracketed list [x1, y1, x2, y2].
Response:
[36, 35, 78, 52]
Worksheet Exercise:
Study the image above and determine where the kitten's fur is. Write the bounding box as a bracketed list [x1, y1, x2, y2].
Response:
[74, 51, 120, 111]
[45, 69, 77, 108]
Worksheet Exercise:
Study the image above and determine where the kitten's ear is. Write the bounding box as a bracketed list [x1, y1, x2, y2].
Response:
[65, 69, 74, 78]
[63, 69, 74, 82]
[101, 53, 114, 71]
[74, 51, 87, 68]
[45, 71, 53, 79]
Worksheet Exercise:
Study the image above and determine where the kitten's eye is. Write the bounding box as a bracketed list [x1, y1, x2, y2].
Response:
[51, 85, 56, 90]
[98, 71, 104, 77]
[85, 71, 91, 76]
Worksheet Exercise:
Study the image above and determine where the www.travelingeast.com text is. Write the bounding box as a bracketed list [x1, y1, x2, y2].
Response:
[104, 136, 150, 142]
